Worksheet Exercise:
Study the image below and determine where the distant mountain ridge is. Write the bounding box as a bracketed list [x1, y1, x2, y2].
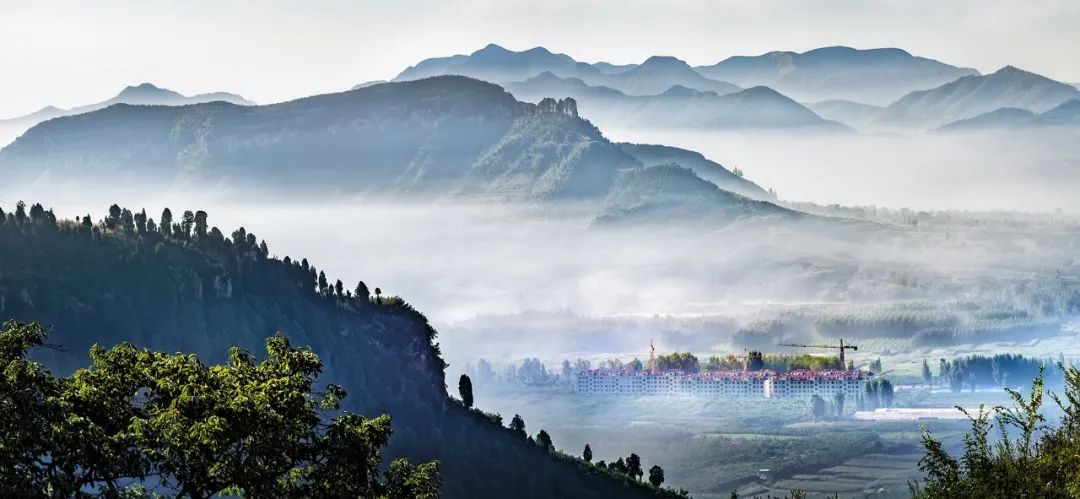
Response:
[874, 66, 1080, 129]
[696, 46, 978, 105]
[0, 83, 253, 145]
[936, 99, 1080, 131]
[393, 44, 741, 97]
[506, 72, 842, 131]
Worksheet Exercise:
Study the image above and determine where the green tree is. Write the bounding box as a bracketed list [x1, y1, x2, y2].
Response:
[536, 430, 553, 451]
[509, 414, 526, 438]
[0, 321, 440, 498]
[458, 374, 474, 408]
[648, 465, 665, 487]
[583, 444, 592, 462]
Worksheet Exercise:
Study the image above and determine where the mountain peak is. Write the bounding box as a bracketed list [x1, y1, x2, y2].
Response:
[473, 43, 511, 56]
[114, 82, 179, 100]
[641, 55, 690, 68]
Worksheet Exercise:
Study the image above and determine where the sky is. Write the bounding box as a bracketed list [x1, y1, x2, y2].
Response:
[2, 0, 1079, 117]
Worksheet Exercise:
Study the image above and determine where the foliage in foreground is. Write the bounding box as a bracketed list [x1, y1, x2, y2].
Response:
[0, 320, 439, 498]
[911, 364, 1080, 498]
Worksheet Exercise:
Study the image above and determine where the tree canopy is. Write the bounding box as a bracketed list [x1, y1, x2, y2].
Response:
[0, 320, 439, 498]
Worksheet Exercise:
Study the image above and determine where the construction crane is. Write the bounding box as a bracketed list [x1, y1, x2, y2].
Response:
[777, 339, 858, 370]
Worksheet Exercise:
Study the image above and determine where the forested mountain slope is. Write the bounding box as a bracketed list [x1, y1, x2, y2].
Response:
[0, 203, 683, 499]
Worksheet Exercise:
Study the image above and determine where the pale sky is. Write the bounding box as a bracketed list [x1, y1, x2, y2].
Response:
[2, 0, 1079, 118]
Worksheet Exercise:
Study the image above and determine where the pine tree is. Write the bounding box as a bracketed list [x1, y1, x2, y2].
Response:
[583, 444, 592, 462]
[334, 279, 344, 297]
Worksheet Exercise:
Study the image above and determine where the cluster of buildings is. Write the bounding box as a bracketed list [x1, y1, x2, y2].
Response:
[571, 368, 869, 399]
[570, 343, 871, 399]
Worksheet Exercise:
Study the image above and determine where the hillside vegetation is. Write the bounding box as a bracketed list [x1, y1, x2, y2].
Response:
[0, 201, 685, 499]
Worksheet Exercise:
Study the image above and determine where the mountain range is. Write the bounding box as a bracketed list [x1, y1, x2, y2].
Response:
[394, 44, 740, 97]
[389, 44, 1080, 134]
[1, 76, 787, 222]
[0, 83, 253, 146]
[695, 46, 978, 105]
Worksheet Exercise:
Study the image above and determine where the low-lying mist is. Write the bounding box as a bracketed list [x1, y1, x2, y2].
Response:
[3, 184, 1077, 363]
[602, 127, 1080, 214]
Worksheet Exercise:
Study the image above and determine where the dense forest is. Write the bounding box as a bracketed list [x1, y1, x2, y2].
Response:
[0, 201, 685, 498]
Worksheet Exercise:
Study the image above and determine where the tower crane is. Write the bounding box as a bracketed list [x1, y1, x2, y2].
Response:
[777, 339, 858, 370]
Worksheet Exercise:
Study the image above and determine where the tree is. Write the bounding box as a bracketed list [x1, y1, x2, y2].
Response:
[0, 321, 440, 498]
[134, 209, 147, 234]
[120, 208, 134, 234]
[105, 204, 121, 229]
[355, 281, 370, 303]
[881, 379, 895, 407]
[648, 465, 665, 487]
[160, 208, 173, 237]
[536, 430, 553, 451]
[318, 271, 329, 294]
[180, 210, 195, 238]
[81, 214, 93, 230]
[583, 444, 593, 462]
[923, 359, 933, 386]
[626, 453, 643, 481]
[194, 210, 208, 238]
[334, 279, 344, 297]
[458, 374, 474, 408]
[14, 201, 27, 224]
[509, 414, 526, 438]
[611, 458, 628, 475]
[375, 287, 383, 305]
